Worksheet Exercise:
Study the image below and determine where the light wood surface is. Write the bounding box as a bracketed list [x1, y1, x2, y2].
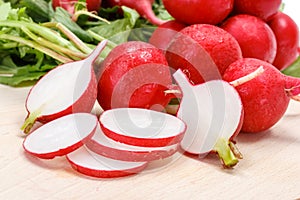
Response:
[0, 84, 300, 200]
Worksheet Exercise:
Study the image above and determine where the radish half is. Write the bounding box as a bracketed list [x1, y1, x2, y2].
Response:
[23, 113, 98, 159]
[173, 69, 243, 168]
[21, 40, 107, 134]
[86, 123, 179, 162]
[99, 108, 186, 147]
[67, 147, 147, 178]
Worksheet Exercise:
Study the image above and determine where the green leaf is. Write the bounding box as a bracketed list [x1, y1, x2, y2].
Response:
[281, 56, 300, 77]
[0, 2, 11, 20]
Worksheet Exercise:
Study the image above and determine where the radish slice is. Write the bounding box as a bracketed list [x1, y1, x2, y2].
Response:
[86, 123, 179, 162]
[99, 108, 186, 147]
[66, 147, 147, 178]
[23, 113, 98, 159]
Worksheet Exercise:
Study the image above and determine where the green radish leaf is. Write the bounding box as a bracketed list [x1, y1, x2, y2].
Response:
[281, 56, 300, 78]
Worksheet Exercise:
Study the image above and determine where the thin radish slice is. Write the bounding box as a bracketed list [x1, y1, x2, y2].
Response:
[99, 108, 186, 147]
[67, 147, 147, 178]
[86, 123, 179, 162]
[23, 113, 98, 159]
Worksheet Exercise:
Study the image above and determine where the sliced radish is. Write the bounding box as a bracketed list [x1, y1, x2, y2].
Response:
[67, 147, 147, 178]
[21, 40, 107, 134]
[86, 123, 179, 162]
[99, 108, 186, 147]
[173, 69, 243, 168]
[23, 113, 98, 159]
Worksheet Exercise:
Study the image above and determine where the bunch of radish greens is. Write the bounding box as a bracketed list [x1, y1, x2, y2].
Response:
[0, 0, 170, 86]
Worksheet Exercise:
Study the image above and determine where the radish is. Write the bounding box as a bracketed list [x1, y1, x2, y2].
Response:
[148, 20, 186, 52]
[223, 58, 300, 133]
[162, 0, 234, 25]
[166, 24, 242, 85]
[23, 113, 98, 159]
[233, 0, 282, 21]
[221, 14, 277, 63]
[173, 69, 244, 168]
[52, 0, 102, 14]
[106, 0, 165, 25]
[86, 123, 179, 161]
[67, 147, 147, 178]
[268, 12, 300, 70]
[21, 40, 107, 134]
[99, 108, 186, 147]
[97, 41, 173, 111]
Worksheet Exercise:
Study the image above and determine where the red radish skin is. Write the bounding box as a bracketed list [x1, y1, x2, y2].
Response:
[148, 20, 186, 52]
[52, 0, 102, 14]
[106, 0, 165, 25]
[221, 14, 277, 63]
[223, 58, 300, 133]
[233, 0, 282, 21]
[166, 24, 242, 84]
[162, 0, 234, 25]
[67, 147, 147, 178]
[268, 12, 300, 70]
[97, 41, 173, 111]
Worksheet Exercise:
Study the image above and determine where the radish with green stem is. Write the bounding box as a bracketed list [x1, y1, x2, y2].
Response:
[223, 58, 300, 133]
[21, 40, 107, 134]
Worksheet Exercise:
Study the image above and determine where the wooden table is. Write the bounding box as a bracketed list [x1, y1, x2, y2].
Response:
[0, 84, 300, 200]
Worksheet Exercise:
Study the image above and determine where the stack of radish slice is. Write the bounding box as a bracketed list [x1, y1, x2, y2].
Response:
[23, 108, 186, 178]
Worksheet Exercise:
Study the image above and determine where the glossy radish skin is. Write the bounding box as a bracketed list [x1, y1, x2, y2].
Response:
[223, 58, 300, 133]
[162, 0, 234, 25]
[97, 41, 173, 111]
[233, 0, 282, 21]
[148, 20, 186, 51]
[221, 14, 277, 63]
[23, 113, 98, 159]
[268, 12, 300, 70]
[67, 147, 147, 178]
[166, 24, 242, 85]
[107, 0, 165, 25]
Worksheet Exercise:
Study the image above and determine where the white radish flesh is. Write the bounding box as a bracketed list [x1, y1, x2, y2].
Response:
[67, 147, 147, 178]
[99, 108, 186, 147]
[86, 123, 179, 162]
[173, 69, 243, 167]
[23, 113, 98, 159]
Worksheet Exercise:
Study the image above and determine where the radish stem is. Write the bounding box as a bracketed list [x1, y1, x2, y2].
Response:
[230, 66, 265, 87]
[21, 109, 42, 134]
[87, 30, 117, 48]
[213, 138, 239, 168]
[72, 10, 111, 24]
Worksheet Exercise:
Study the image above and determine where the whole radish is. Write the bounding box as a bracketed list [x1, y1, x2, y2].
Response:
[148, 20, 186, 52]
[221, 14, 277, 63]
[233, 0, 282, 21]
[223, 58, 300, 133]
[97, 41, 173, 111]
[106, 0, 165, 25]
[268, 12, 300, 70]
[166, 24, 242, 85]
[52, 0, 102, 14]
[162, 0, 234, 25]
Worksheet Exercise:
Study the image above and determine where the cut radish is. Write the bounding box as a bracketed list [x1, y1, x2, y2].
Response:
[86, 123, 179, 162]
[23, 113, 98, 159]
[21, 40, 107, 134]
[67, 147, 147, 178]
[99, 108, 186, 147]
[173, 69, 243, 168]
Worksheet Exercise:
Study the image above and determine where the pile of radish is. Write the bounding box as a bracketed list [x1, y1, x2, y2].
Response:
[21, 0, 300, 178]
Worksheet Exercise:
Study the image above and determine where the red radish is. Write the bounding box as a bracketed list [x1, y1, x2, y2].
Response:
[99, 108, 186, 147]
[221, 14, 277, 63]
[21, 40, 107, 134]
[166, 24, 242, 85]
[67, 147, 147, 178]
[233, 0, 282, 21]
[223, 58, 300, 133]
[86, 123, 179, 162]
[97, 41, 173, 111]
[162, 0, 234, 25]
[173, 69, 244, 168]
[268, 12, 300, 70]
[23, 113, 98, 159]
[52, 0, 102, 14]
[106, 0, 165, 25]
[148, 20, 186, 51]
